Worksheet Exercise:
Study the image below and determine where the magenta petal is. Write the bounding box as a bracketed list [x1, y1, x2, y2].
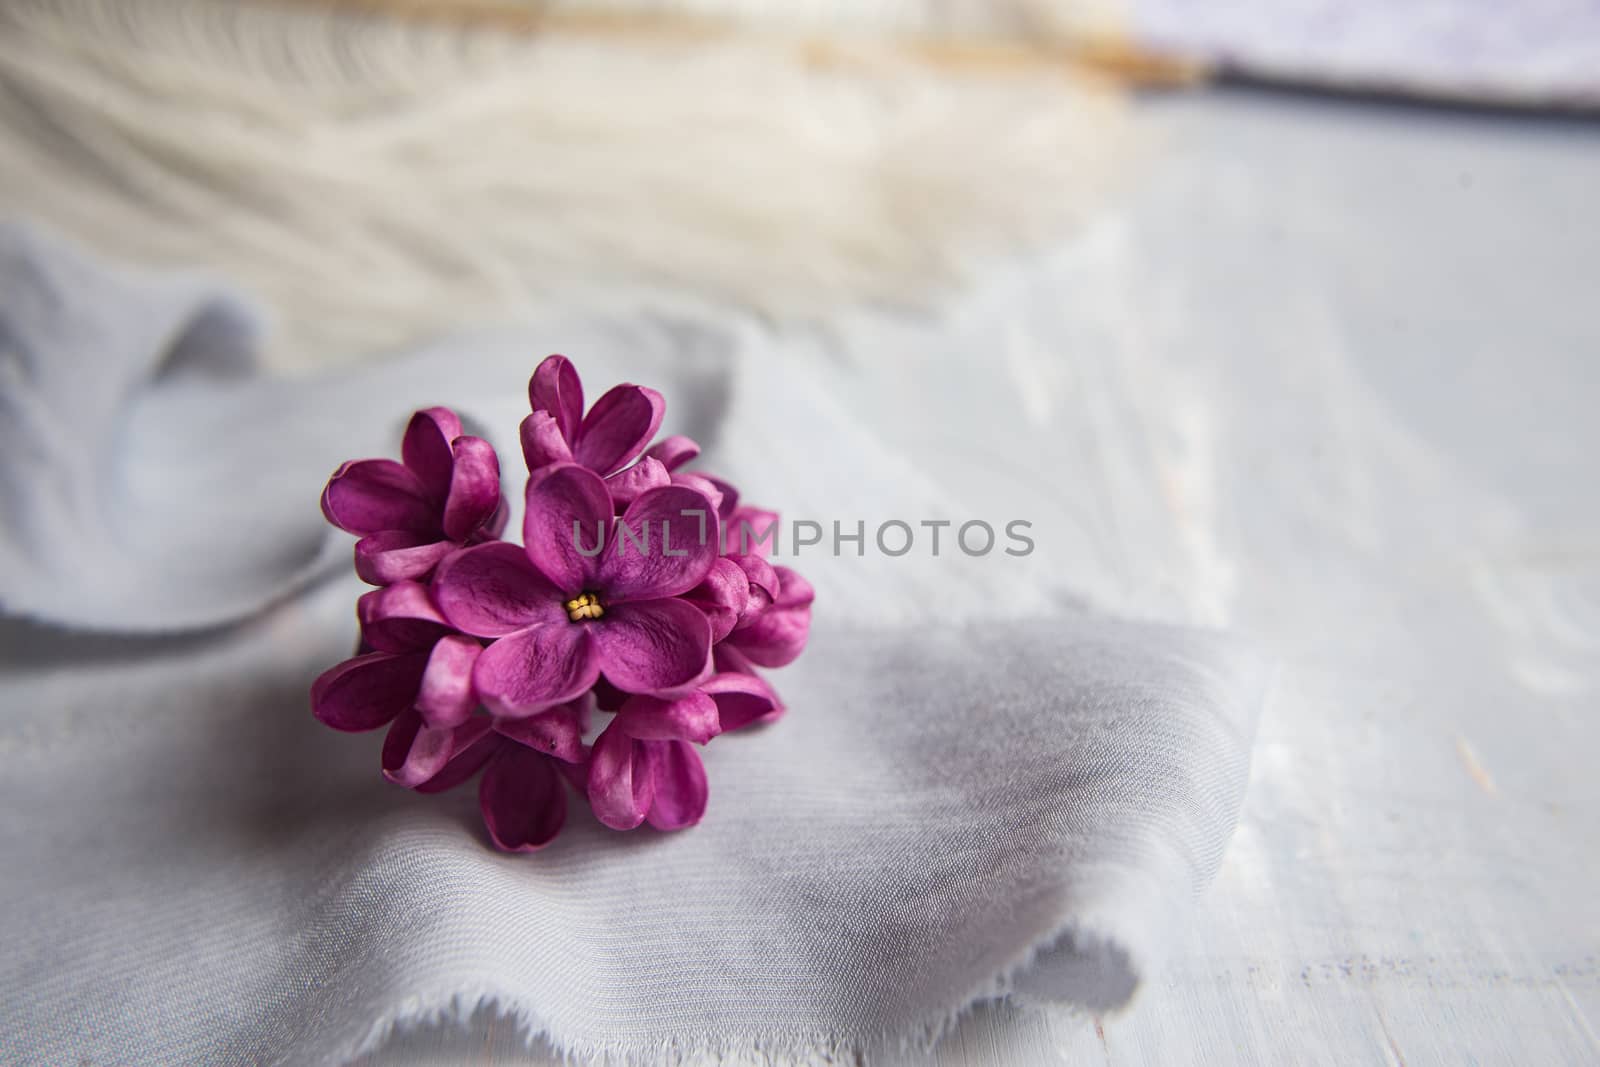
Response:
[702, 671, 781, 732]
[684, 557, 748, 642]
[479, 745, 568, 852]
[432, 542, 565, 637]
[706, 476, 740, 520]
[473, 621, 600, 715]
[721, 505, 778, 556]
[712, 643, 760, 677]
[731, 553, 779, 601]
[481, 495, 510, 539]
[359, 579, 451, 652]
[573, 384, 665, 477]
[416, 635, 482, 727]
[353, 531, 455, 585]
[605, 456, 671, 509]
[644, 434, 700, 472]
[709, 647, 784, 722]
[311, 651, 428, 732]
[669, 473, 725, 517]
[616, 690, 719, 744]
[520, 411, 574, 473]
[523, 463, 612, 595]
[383, 709, 493, 788]
[529, 354, 584, 444]
[401, 407, 462, 501]
[591, 598, 711, 695]
[416, 730, 501, 794]
[441, 435, 501, 541]
[587, 722, 652, 830]
[727, 565, 813, 667]
[599, 484, 718, 602]
[322, 459, 435, 536]
[592, 676, 629, 712]
[493, 702, 588, 763]
[643, 740, 708, 831]
[728, 553, 778, 625]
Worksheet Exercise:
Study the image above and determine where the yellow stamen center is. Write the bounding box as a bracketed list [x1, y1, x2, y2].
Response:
[565, 592, 605, 622]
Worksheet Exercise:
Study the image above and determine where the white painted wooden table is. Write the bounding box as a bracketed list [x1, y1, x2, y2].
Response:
[363, 87, 1600, 1064]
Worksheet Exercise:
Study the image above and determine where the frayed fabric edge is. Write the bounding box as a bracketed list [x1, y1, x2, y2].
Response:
[330, 915, 1140, 1067]
[338, 988, 873, 1067]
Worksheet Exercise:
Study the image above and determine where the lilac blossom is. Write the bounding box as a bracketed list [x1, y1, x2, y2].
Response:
[431, 464, 719, 716]
[321, 407, 504, 584]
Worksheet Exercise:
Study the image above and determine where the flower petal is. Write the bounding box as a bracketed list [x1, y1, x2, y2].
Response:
[598, 484, 718, 602]
[481, 496, 510, 540]
[353, 531, 455, 585]
[591, 598, 711, 695]
[401, 407, 462, 501]
[523, 463, 612, 595]
[587, 722, 652, 831]
[591, 676, 629, 712]
[529, 354, 584, 444]
[702, 670, 781, 732]
[358, 579, 451, 652]
[321, 459, 435, 536]
[479, 744, 568, 852]
[311, 651, 427, 732]
[682, 557, 747, 643]
[615, 690, 719, 744]
[643, 740, 708, 831]
[644, 434, 700, 472]
[722, 506, 778, 556]
[416, 634, 482, 727]
[432, 542, 565, 637]
[493, 701, 588, 763]
[669, 472, 725, 516]
[726, 565, 813, 667]
[441, 435, 501, 542]
[605, 456, 671, 509]
[383, 709, 493, 788]
[473, 621, 600, 715]
[573, 384, 664, 477]
[728, 553, 778, 626]
[712, 643, 760, 676]
[705, 476, 740, 520]
[415, 730, 501, 794]
[519, 410, 574, 473]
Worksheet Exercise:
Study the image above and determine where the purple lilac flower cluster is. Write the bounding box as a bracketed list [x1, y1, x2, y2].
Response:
[312, 356, 812, 851]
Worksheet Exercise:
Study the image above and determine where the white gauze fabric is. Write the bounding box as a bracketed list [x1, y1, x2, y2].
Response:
[0, 226, 1264, 1064]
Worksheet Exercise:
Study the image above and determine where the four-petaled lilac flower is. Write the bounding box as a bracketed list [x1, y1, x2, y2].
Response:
[310, 580, 488, 781]
[322, 407, 505, 584]
[398, 699, 591, 852]
[586, 672, 781, 830]
[432, 463, 719, 716]
[520, 355, 664, 480]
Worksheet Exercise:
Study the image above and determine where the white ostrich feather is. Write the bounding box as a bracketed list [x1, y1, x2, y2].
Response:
[0, 0, 1129, 370]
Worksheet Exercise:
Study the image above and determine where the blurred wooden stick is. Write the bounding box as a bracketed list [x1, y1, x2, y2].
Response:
[279, 0, 1210, 86]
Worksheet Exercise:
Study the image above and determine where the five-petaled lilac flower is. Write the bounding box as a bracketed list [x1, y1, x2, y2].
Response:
[519, 355, 664, 481]
[322, 407, 505, 584]
[432, 463, 719, 716]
